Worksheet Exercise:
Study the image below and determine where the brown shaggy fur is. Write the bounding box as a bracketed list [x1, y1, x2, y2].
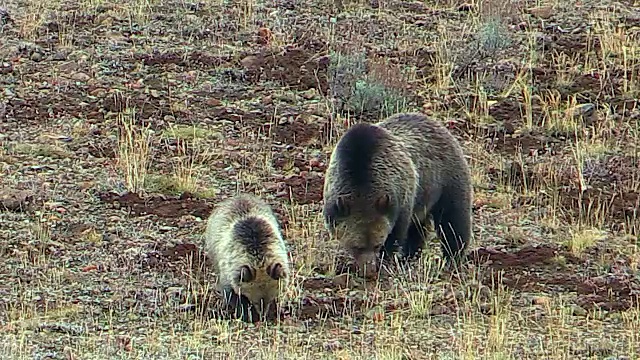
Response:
[205, 194, 290, 322]
[322, 112, 473, 270]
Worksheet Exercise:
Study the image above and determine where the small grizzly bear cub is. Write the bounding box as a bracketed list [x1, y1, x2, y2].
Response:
[205, 194, 290, 322]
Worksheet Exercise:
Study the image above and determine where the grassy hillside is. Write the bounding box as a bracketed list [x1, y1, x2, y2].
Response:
[1, 0, 639, 358]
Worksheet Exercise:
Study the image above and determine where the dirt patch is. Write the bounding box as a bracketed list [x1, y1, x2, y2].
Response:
[487, 99, 523, 128]
[486, 154, 639, 230]
[0, 188, 36, 212]
[288, 277, 400, 321]
[161, 242, 205, 263]
[5, 89, 101, 125]
[470, 244, 582, 269]
[270, 115, 328, 146]
[302, 277, 338, 291]
[275, 173, 324, 205]
[473, 98, 567, 155]
[240, 46, 329, 94]
[143, 242, 210, 275]
[472, 245, 639, 312]
[285, 296, 366, 321]
[609, 97, 638, 117]
[134, 51, 231, 68]
[208, 106, 261, 129]
[500, 272, 639, 312]
[486, 129, 560, 156]
[561, 74, 605, 100]
[99, 92, 178, 124]
[541, 33, 596, 56]
[97, 191, 213, 219]
[558, 187, 640, 232]
[271, 152, 327, 173]
[575, 275, 639, 311]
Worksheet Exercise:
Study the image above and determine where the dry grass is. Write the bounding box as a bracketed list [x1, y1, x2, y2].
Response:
[1, 0, 639, 358]
[116, 107, 153, 194]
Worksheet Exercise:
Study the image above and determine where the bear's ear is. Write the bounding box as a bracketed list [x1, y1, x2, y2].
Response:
[374, 193, 391, 213]
[235, 265, 255, 283]
[266, 263, 286, 280]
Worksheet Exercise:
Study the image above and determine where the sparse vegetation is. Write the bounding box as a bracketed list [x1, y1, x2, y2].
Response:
[116, 107, 153, 194]
[1, 0, 639, 358]
[328, 51, 418, 119]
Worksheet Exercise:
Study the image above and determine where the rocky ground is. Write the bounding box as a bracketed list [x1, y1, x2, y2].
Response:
[1, 0, 639, 359]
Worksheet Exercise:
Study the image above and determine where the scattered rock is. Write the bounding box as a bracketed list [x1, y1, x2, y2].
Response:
[526, 5, 554, 19]
[206, 98, 222, 106]
[0, 62, 12, 75]
[30, 52, 43, 62]
[300, 88, 317, 100]
[257, 27, 272, 45]
[0, 189, 34, 212]
[531, 295, 551, 306]
[97, 191, 213, 220]
[570, 304, 588, 316]
[70, 72, 91, 82]
[240, 55, 263, 70]
[568, 103, 596, 124]
[36, 323, 84, 336]
[332, 273, 352, 289]
[51, 52, 68, 61]
[430, 304, 450, 315]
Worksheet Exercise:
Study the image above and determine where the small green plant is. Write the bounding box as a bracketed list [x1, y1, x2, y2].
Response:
[327, 51, 367, 106]
[476, 17, 512, 59]
[328, 51, 415, 119]
[345, 79, 413, 119]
